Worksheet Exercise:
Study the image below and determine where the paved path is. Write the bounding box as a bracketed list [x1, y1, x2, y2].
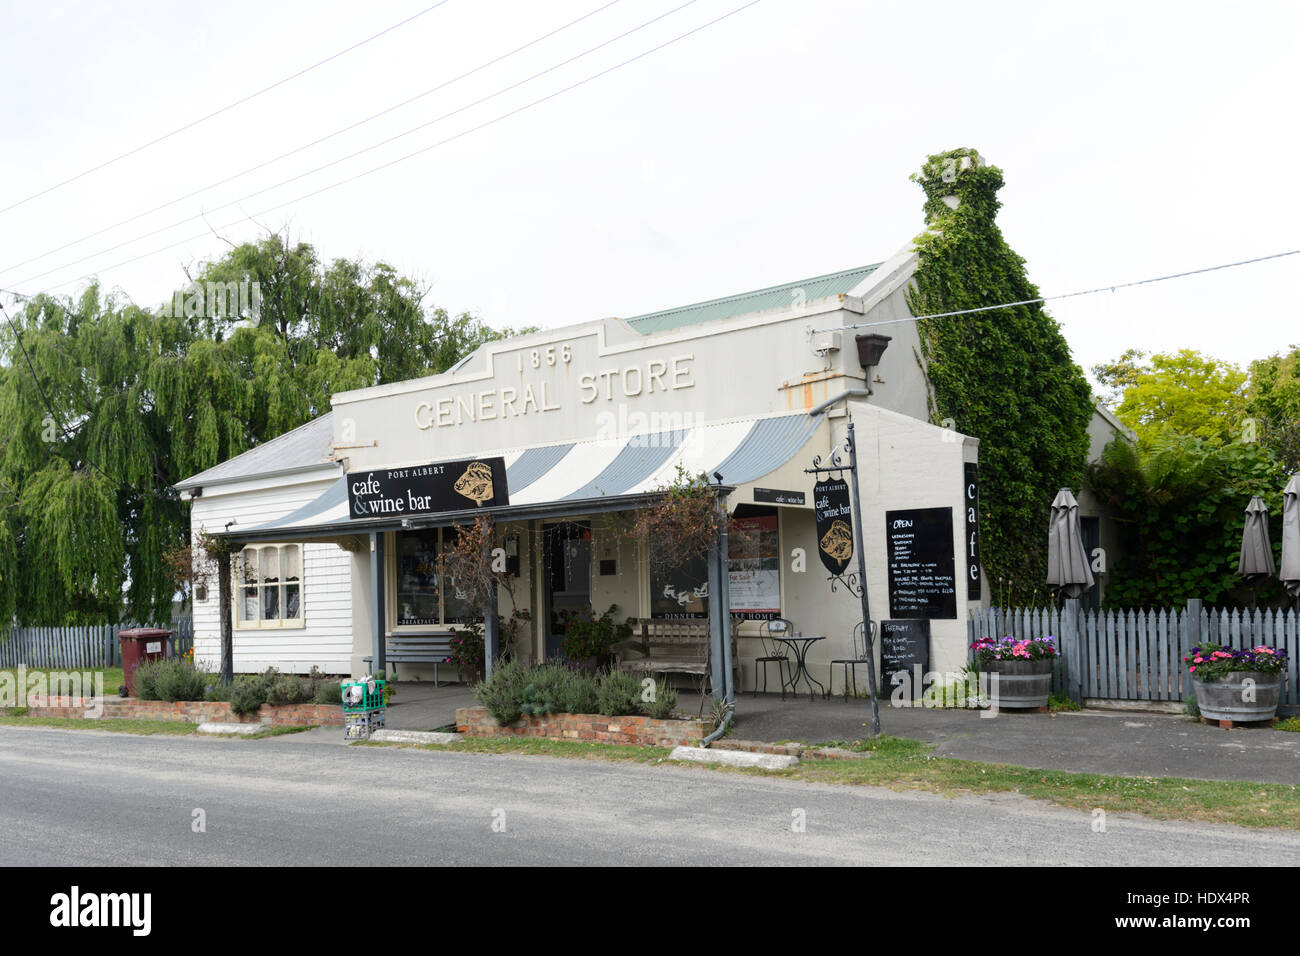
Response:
[2, 726, 1298, 866]
[382, 682, 1300, 785]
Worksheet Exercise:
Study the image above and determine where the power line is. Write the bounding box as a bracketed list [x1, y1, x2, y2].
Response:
[14, 0, 763, 297]
[0, 1, 454, 218]
[7, 0, 702, 291]
[813, 248, 1300, 336]
[0, 0, 627, 277]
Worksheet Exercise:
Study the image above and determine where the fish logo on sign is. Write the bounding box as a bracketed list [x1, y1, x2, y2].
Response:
[813, 477, 854, 575]
[454, 461, 495, 506]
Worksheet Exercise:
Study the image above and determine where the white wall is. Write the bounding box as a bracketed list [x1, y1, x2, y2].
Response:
[190, 472, 354, 675]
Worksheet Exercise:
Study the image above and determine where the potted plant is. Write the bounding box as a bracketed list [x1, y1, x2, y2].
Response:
[562, 604, 634, 672]
[1185, 643, 1286, 724]
[970, 634, 1057, 709]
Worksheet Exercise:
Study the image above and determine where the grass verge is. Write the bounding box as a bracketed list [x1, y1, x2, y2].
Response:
[1, 666, 126, 694]
[0, 714, 195, 735]
[368, 733, 1300, 831]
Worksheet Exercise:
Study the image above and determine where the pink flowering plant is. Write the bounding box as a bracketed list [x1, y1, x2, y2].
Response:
[1184, 643, 1286, 682]
[970, 634, 1058, 667]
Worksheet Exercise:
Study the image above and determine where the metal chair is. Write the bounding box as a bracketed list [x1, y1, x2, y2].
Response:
[753, 618, 792, 699]
[828, 620, 875, 701]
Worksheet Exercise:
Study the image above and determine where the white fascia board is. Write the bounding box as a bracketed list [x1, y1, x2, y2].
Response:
[181, 462, 341, 501]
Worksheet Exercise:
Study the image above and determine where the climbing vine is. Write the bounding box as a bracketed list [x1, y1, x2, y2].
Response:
[907, 149, 1095, 605]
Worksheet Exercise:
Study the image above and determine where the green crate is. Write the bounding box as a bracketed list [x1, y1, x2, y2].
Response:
[341, 679, 387, 713]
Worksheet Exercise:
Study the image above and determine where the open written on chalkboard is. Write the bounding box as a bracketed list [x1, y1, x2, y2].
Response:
[885, 507, 957, 619]
[879, 619, 930, 699]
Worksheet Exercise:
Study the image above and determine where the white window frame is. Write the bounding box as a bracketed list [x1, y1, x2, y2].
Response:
[233, 543, 306, 630]
[387, 528, 477, 633]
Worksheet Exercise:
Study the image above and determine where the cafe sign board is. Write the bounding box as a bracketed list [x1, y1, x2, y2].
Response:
[348, 457, 509, 519]
[813, 477, 854, 575]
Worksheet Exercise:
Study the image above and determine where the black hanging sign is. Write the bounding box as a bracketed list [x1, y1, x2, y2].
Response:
[963, 462, 981, 600]
[885, 506, 957, 619]
[348, 457, 509, 519]
[813, 477, 854, 575]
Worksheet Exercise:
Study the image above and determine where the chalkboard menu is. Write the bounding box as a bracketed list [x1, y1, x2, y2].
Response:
[879, 619, 930, 697]
[885, 507, 957, 619]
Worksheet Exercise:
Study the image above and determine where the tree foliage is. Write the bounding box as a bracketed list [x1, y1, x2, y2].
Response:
[907, 149, 1095, 604]
[1093, 348, 1247, 446]
[1246, 345, 1300, 473]
[0, 231, 529, 626]
[1086, 433, 1288, 607]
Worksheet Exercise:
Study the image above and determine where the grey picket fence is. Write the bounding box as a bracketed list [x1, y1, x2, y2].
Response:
[969, 602, 1300, 715]
[0, 618, 194, 669]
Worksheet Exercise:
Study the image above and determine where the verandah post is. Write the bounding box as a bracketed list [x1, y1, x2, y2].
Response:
[482, 523, 499, 680]
[369, 531, 386, 675]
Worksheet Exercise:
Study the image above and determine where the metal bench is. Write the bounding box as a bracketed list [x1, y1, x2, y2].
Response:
[363, 631, 457, 685]
[613, 618, 739, 711]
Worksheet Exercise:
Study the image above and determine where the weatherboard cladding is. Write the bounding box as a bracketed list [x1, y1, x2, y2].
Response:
[176, 412, 336, 488]
[622, 263, 881, 334]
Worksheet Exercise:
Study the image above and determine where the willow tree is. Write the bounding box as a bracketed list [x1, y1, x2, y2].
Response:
[908, 149, 1095, 604]
[0, 231, 532, 626]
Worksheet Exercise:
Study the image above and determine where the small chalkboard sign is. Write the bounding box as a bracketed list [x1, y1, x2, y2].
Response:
[879, 619, 930, 699]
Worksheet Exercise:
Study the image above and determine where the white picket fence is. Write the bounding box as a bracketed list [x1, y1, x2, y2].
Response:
[968, 602, 1300, 714]
[0, 619, 194, 669]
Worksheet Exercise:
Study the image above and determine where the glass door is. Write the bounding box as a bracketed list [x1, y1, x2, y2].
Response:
[544, 521, 591, 658]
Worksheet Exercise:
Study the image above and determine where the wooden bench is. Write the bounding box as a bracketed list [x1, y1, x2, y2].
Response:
[613, 619, 739, 705]
[363, 631, 457, 685]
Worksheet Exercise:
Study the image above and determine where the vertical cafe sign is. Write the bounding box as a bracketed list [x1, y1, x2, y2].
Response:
[963, 463, 981, 599]
[814, 477, 854, 575]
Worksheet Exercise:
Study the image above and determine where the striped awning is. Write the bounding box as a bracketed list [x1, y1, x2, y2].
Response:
[237, 412, 822, 537]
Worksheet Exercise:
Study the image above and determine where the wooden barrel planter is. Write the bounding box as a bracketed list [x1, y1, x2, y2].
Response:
[986, 658, 1053, 709]
[1193, 672, 1280, 724]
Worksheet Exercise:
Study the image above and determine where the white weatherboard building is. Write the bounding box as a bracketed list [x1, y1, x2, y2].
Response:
[176, 242, 1126, 692]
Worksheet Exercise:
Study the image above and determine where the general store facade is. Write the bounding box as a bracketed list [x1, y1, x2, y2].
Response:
[176, 243, 1125, 692]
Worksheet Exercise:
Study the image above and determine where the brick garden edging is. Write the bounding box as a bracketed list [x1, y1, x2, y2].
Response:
[26, 696, 344, 727]
[456, 705, 710, 747]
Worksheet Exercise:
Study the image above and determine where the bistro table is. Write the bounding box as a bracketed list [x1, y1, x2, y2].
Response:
[773, 633, 826, 701]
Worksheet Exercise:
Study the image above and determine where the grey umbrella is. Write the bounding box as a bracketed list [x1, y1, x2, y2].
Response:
[1282, 474, 1300, 603]
[1047, 488, 1095, 599]
[1238, 496, 1276, 610]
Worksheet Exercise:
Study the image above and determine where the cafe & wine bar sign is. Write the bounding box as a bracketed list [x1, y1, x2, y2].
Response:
[348, 457, 509, 518]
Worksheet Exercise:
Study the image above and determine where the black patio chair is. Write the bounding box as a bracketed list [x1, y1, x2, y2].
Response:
[753, 618, 792, 699]
[828, 620, 875, 701]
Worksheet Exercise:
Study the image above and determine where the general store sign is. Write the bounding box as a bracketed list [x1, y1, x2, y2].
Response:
[348, 457, 509, 518]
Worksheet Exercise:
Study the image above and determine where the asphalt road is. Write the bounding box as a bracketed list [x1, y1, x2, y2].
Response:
[3, 726, 1299, 866]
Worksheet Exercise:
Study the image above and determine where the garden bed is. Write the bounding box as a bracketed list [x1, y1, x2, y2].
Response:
[456, 705, 709, 748]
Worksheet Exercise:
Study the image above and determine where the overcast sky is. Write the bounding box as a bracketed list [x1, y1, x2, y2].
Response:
[1, 0, 1297, 385]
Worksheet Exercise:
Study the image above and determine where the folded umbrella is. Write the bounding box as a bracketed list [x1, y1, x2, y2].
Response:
[1282, 475, 1300, 599]
[1237, 495, 1276, 583]
[1047, 488, 1095, 600]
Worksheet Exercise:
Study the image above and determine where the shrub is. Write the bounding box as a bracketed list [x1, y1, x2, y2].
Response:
[447, 624, 487, 686]
[133, 658, 210, 702]
[474, 658, 532, 725]
[561, 670, 600, 714]
[229, 681, 267, 717]
[313, 679, 342, 705]
[264, 672, 312, 706]
[595, 667, 643, 717]
[644, 678, 677, 719]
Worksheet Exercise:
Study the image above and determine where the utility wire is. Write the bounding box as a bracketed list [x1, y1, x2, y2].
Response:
[0, 0, 626, 277]
[813, 248, 1300, 336]
[14, 0, 762, 296]
[8, 0, 702, 290]
[0, 1, 454, 217]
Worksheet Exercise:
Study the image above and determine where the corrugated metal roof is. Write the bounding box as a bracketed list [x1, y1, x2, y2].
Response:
[623, 263, 882, 334]
[506, 443, 575, 495]
[561, 430, 688, 502]
[712, 414, 821, 484]
[174, 413, 336, 489]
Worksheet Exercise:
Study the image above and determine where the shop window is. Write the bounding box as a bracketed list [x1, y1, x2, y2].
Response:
[394, 528, 476, 628]
[647, 508, 782, 620]
[235, 544, 304, 629]
[728, 511, 781, 620]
